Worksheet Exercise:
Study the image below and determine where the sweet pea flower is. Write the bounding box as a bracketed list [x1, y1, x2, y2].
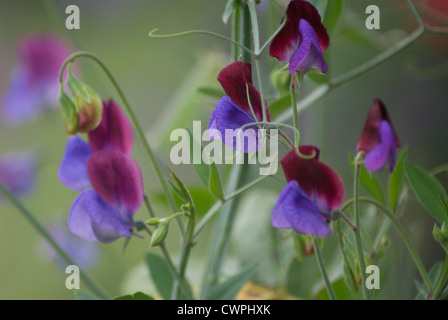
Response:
[58, 99, 133, 191]
[356, 99, 400, 172]
[0, 151, 36, 198]
[58, 99, 142, 243]
[272, 146, 345, 237]
[68, 150, 144, 243]
[208, 61, 270, 152]
[269, 0, 329, 75]
[2, 34, 72, 124]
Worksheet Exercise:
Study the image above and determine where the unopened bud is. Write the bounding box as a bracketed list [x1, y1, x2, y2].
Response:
[150, 222, 169, 247]
[58, 90, 78, 135]
[146, 218, 161, 226]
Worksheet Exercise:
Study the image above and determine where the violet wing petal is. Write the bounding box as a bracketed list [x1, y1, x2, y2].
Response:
[208, 96, 259, 153]
[58, 136, 92, 191]
[289, 19, 328, 75]
[280, 181, 332, 237]
[364, 121, 395, 172]
[83, 189, 133, 242]
[68, 190, 98, 242]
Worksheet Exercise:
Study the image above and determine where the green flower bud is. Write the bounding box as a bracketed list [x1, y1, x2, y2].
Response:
[58, 89, 78, 135]
[76, 87, 103, 133]
[150, 222, 169, 247]
[146, 218, 161, 226]
[67, 75, 103, 133]
[433, 223, 448, 253]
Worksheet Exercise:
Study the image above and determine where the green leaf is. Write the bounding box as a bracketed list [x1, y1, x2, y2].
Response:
[167, 167, 193, 204]
[322, 0, 342, 34]
[208, 160, 224, 200]
[359, 164, 385, 204]
[187, 129, 209, 186]
[405, 161, 448, 223]
[389, 148, 408, 211]
[145, 253, 174, 300]
[114, 292, 154, 300]
[269, 95, 295, 120]
[222, 0, 237, 25]
[208, 265, 257, 300]
[74, 290, 99, 300]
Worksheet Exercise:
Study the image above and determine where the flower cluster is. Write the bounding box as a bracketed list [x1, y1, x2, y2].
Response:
[58, 100, 143, 243]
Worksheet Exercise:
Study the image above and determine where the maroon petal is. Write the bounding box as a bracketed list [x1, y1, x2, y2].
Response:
[217, 61, 270, 122]
[88, 99, 133, 155]
[280, 146, 345, 211]
[269, 0, 329, 62]
[356, 99, 400, 154]
[87, 150, 143, 219]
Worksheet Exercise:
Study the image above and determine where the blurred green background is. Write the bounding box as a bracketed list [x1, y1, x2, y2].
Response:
[0, 0, 447, 299]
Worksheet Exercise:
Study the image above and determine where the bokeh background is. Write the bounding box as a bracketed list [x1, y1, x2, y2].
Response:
[0, 0, 447, 299]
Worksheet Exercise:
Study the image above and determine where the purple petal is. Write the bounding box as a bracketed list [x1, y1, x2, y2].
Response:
[58, 136, 92, 191]
[2, 68, 44, 124]
[289, 19, 328, 75]
[87, 150, 143, 219]
[357, 99, 400, 154]
[84, 189, 133, 241]
[0, 151, 36, 197]
[2, 35, 72, 124]
[208, 96, 260, 153]
[364, 120, 396, 172]
[88, 99, 133, 155]
[68, 191, 98, 242]
[272, 181, 331, 237]
[68, 189, 132, 243]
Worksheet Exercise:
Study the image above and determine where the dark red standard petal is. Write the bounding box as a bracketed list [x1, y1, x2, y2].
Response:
[356, 99, 400, 154]
[269, 0, 329, 62]
[87, 150, 143, 215]
[280, 146, 345, 211]
[217, 61, 270, 122]
[88, 99, 133, 155]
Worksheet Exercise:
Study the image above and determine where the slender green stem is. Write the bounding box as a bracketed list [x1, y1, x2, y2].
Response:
[431, 255, 448, 300]
[232, 1, 241, 61]
[142, 197, 193, 300]
[194, 200, 224, 239]
[224, 175, 269, 201]
[353, 164, 371, 300]
[290, 73, 299, 147]
[311, 235, 337, 300]
[58, 52, 183, 235]
[275, 27, 426, 124]
[148, 28, 255, 57]
[0, 182, 109, 300]
[247, 0, 260, 53]
[340, 197, 432, 291]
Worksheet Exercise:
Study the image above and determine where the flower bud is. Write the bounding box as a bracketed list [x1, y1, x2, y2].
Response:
[146, 218, 161, 226]
[67, 75, 103, 133]
[150, 222, 169, 247]
[58, 90, 78, 135]
[433, 222, 448, 253]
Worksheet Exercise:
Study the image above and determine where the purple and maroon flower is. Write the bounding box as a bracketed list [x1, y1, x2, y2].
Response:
[269, 0, 329, 75]
[2, 34, 72, 124]
[356, 99, 400, 172]
[272, 146, 345, 237]
[58, 99, 142, 243]
[208, 61, 270, 152]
